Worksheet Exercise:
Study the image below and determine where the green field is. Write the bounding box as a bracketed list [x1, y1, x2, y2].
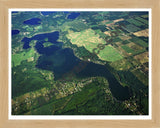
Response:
[130, 37, 148, 47]
[109, 59, 132, 71]
[135, 17, 148, 25]
[43, 42, 53, 47]
[67, 29, 123, 62]
[98, 45, 123, 62]
[121, 45, 135, 54]
[141, 14, 148, 18]
[60, 20, 89, 32]
[12, 48, 36, 67]
[127, 18, 144, 27]
[124, 24, 140, 32]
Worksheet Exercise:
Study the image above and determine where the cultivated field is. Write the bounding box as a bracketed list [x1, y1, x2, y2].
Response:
[98, 45, 123, 62]
[67, 29, 123, 62]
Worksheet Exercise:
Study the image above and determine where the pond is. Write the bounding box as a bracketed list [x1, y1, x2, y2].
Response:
[23, 18, 41, 25]
[12, 30, 20, 36]
[67, 12, 80, 19]
[41, 11, 69, 16]
[41, 11, 57, 16]
[12, 11, 18, 14]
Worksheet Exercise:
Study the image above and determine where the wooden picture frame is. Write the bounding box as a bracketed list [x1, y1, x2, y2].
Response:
[0, 0, 160, 127]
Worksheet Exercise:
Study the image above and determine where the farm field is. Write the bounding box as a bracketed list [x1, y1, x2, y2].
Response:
[98, 45, 123, 62]
[121, 45, 135, 54]
[127, 18, 144, 27]
[133, 29, 148, 37]
[66, 29, 106, 53]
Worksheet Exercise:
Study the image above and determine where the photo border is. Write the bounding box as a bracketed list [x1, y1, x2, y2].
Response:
[9, 8, 152, 120]
[0, 0, 159, 128]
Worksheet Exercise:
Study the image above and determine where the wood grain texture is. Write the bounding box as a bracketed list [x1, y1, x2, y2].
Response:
[0, 0, 160, 127]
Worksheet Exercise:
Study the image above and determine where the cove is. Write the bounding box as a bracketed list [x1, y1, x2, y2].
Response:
[21, 31, 62, 49]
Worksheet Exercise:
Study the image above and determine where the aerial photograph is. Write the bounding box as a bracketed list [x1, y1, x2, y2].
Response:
[11, 10, 149, 115]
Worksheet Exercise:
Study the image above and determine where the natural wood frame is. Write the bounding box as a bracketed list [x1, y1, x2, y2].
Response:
[0, 0, 160, 127]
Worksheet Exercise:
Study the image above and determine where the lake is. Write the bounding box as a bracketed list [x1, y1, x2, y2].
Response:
[22, 31, 62, 49]
[21, 31, 130, 101]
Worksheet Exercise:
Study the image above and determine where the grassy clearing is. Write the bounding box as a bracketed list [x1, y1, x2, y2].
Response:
[43, 42, 53, 47]
[98, 45, 123, 62]
[66, 29, 106, 53]
[60, 20, 88, 32]
[12, 48, 36, 67]
[109, 58, 132, 71]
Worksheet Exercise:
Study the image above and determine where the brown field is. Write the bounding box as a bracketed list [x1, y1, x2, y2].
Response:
[128, 42, 143, 51]
[113, 18, 124, 23]
[134, 52, 149, 64]
[101, 20, 110, 24]
[115, 42, 122, 46]
[104, 31, 111, 36]
[116, 45, 130, 57]
[133, 29, 149, 37]
[126, 42, 135, 47]
[119, 35, 132, 40]
[106, 23, 115, 27]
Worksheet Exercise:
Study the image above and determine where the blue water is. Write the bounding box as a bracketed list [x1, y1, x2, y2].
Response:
[21, 37, 32, 49]
[21, 31, 131, 100]
[41, 11, 69, 16]
[12, 11, 18, 14]
[12, 30, 20, 36]
[22, 31, 62, 49]
[63, 11, 69, 14]
[67, 12, 80, 19]
[77, 62, 130, 100]
[35, 41, 61, 55]
[36, 48, 81, 78]
[41, 11, 57, 16]
[23, 18, 41, 25]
